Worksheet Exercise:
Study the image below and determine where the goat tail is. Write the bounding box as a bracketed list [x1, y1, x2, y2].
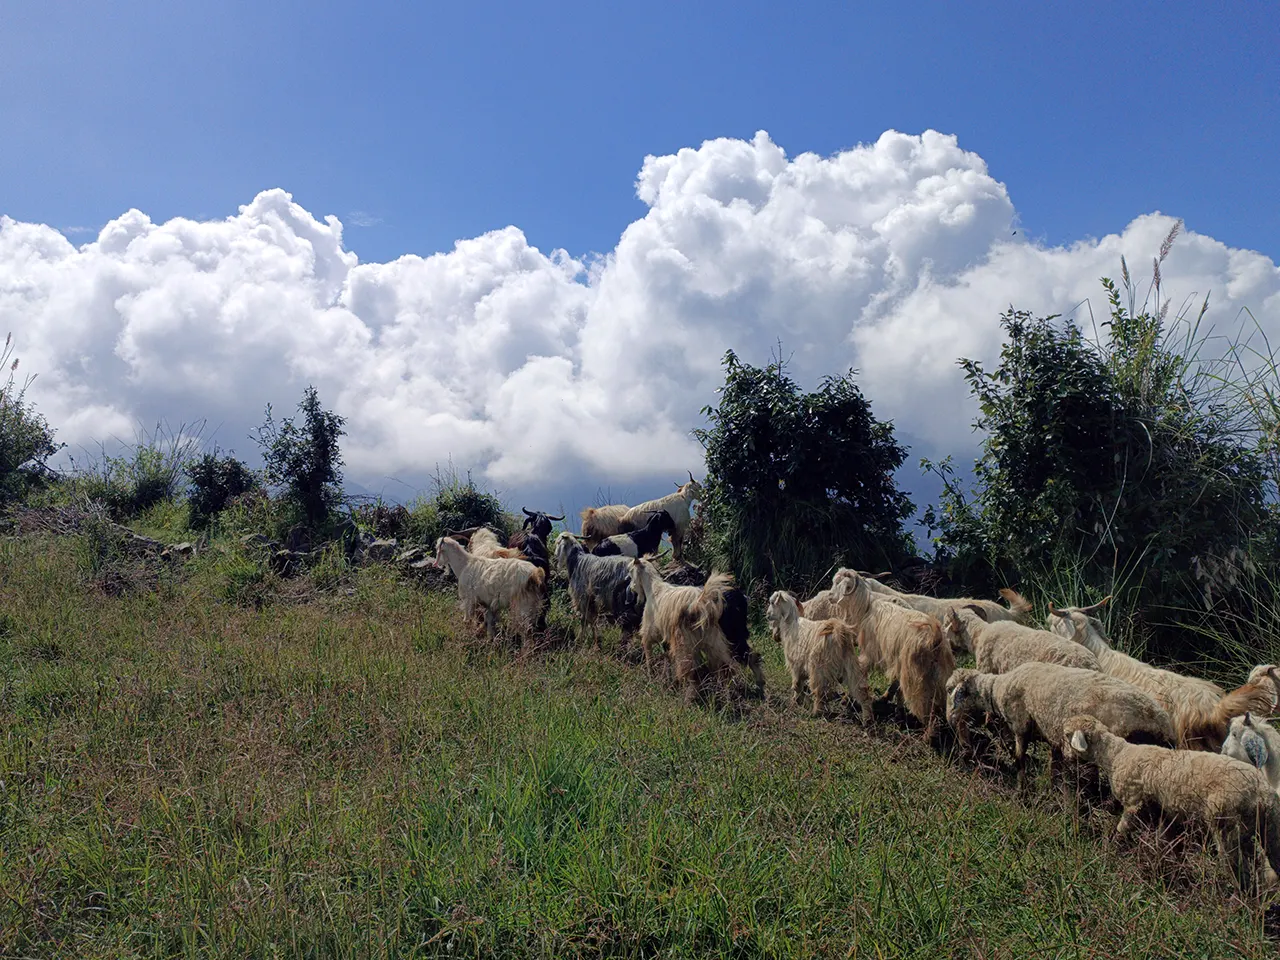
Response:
[691, 572, 734, 631]
[527, 566, 547, 592]
[1215, 681, 1277, 727]
[998, 588, 1033, 619]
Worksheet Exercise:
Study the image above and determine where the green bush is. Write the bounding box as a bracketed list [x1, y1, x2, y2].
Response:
[254, 385, 346, 530]
[71, 423, 200, 519]
[694, 349, 915, 594]
[186, 451, 260, 529]
[0, 333, 61, 505]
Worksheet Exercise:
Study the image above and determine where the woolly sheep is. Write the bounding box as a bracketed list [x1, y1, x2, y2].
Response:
[946, 663, 1174, 783]
[1065, 714, 1280, 892]
[943, 607, 1100, 674]
[1222, 712, 1280, 791]
[617, 474, 702, 561]
[434, 536, 546, 644]
[628, 557, 744, 697]
[553, 533, 643, 648]
[1047, 598, 1275, 750]
[831, 571, 954, 735]
[766, 590, 872, 720]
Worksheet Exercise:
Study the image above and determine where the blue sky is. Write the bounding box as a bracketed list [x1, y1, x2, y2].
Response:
[2, 0, 1279, 535]
[4, 0, 1277, 265]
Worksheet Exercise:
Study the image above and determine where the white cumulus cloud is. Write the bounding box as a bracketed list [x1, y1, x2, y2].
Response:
[2, 129, 1278, 510]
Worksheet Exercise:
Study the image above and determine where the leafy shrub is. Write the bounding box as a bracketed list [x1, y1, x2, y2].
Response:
[254, 386, 346, 530]
[71, 423, 200, 519]
[0, 333, 61, 504]
[186, 451, 259, 529]
[694, 349, 915, 593]
[352, 499, 411, 540]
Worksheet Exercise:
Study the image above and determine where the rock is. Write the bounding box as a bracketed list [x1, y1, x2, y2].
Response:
[365, 538, 399, 562]
[270, 549, 310, 576]
[161, 541, 197, 560]
[241, 533, 278, 550]
[397, 546, 427, 564]
[284, 525, 312, 553]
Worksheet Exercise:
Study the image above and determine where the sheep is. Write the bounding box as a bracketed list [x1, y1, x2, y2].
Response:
[591, 510, 676, 558]
[1047, 598, 1275, 750]
[1222, 712, 1280, 791]
[946, 663, 1175, 784]
[579, 503, 631, 548]
[628, 557, 743, 697]
[838, 569, 1032, 625]
[1064, 714, 1280, 892]
[943, 606, 1101, 674]
[766, 590, 872, 720]
[830, 571, 954, 735]
[617, 474, 702, 561]
[434, 536, 546, 644]
[656, 558, 763, 692]
[553, 532, 642, 648]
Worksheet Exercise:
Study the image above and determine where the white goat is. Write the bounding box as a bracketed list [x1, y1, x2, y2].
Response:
[1222, 712, 1280, 791]
[618, 474, 702, 561]
[766, 590, 872, 720]
[839, 569, 1033, 625]
[628, 557, 735, 696]
[1047, 598, 1275, 750]
[434, 536, 546, 644]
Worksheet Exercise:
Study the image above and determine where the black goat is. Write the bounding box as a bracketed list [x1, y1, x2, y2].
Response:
[591, 510, 675, 558]
[509, 507, 563, 551]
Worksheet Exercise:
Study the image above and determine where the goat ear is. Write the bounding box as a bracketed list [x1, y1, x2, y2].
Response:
[795, 599, 804, 617]
[963, 603, 989, 622]
[1069, 729, 1089, 753]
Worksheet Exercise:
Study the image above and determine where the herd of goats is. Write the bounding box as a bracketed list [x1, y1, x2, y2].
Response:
[428, 475, 1280, 894]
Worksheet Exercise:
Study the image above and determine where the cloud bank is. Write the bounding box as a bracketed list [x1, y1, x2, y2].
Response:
[3, 129, 1279, 505]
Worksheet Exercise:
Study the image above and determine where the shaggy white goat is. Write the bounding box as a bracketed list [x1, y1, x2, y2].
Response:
[947, 663, 1174, 784]
[434, 536, 546, 644]
[1047, 598, 1274, 750]
[466, 526, 523, 560]
[579, 504, 630, 548]
[628, 557, 737, 696]
[1222, 712, 1280, 791]
[617, 475, 702, 561]
[943, 607, 1100, 674]
[830, 571, 954, 735]
[1065, 714, 1280, 892]
[766, 590, 873, 720]
[839, 569, 1033, 625]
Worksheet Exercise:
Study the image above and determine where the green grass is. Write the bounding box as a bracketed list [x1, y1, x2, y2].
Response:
[0, 534, 1277, 958]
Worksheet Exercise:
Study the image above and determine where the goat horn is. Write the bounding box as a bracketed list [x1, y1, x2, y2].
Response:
[522, 507, 535, 517]
[688, 470, 695, 484]
[446, 525, 482, 538]
[546, 513, 565, 521]
[1077, 595, 1113, 614]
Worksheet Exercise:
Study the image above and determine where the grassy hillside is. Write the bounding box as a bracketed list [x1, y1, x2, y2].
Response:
[0, 532, 1277, 958]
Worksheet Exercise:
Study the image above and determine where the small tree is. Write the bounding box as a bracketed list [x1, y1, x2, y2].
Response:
[694, 349, 915, 593]
[0, 333, 60, 504]
[254, 386, 346, 530]
[186, 451, 259, 529]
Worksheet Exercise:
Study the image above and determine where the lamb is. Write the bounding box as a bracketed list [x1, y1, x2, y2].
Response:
[553, 533, 642, 648]
[943, 606, 1100, 674]
[628, 557, 747, 697]
[617, 474, 702, 561]
[946, 663, 1175, 783]
[591, 510, 676, 558]
[579, 504, 631, 549]
[830, 571, 954, 735]
[1047, 598, 1275, 750]
[1064, 714, 1280, 892]
[837, 569, 1032, 625]
[766, 590, 872, 720]
[1222, 712, 1280, 791]
[434, 536, 546, 644]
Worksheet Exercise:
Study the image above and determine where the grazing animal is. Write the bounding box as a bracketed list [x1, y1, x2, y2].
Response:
[946, 664, 1175, 784]
[839, 569, 1033, 625]
[465, 526, 524, 561]
[434, 536, 545, 644]
[509, 508, 564, 551]
[831, 571, 954, 736]
[592, 510, 676, 558]
[553, 533, 643, 647]
[617, 474, 703, 561]
[628, 557, 740, 697]
[766, 590, 872, 720]
[1047, 598, 1274, 750]
[656, 558, 763, 693]
[1065, 714, 1280, 893]
[1222, 712, 1280, 791]
[579, 504, 631, 549]
[943, 607, 1100, 674]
